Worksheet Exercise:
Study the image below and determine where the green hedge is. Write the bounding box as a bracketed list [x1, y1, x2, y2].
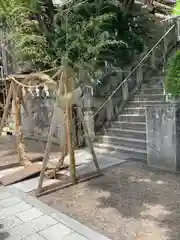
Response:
[165, 50, 180, 96]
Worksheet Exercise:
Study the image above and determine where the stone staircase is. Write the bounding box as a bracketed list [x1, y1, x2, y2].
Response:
[94, 80, 166, 162]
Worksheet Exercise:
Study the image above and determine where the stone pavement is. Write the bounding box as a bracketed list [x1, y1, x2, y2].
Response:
[0, 186, 110, 240]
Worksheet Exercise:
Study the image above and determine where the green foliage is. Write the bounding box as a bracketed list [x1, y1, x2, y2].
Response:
[53, 0, 156, 78]
[0, 0, 158, 77]
[165, 50, 180, 96]
[0, 0, 54, 72]
[173, 0, 180, 15]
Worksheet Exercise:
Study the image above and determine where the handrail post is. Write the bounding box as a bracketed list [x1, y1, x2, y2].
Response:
[163, 24, 168, 63]
[176, 17, 180, 42]
[106, 98, 113, 122]
[122, 80, 129, 101]
[136, 65, 143, 84]
[83, 86, 95, 141]
[150, 50, 155, 69]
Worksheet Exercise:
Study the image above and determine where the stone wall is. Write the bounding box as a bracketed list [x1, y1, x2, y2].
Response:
[146, 102, 180, 171]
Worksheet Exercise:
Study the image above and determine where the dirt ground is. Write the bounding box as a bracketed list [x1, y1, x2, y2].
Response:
[0, 136, 60, 167]
[40, 161, 180, 240]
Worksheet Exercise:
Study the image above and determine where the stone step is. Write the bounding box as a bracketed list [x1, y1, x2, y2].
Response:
[129, 100, 165, 108]
[140, 88, 164, 94]
[123, 107, 146, 115]
[111, 121, 146, 131]
[106, 128, 146, 140]
[118, 114, 146, 122]
[141, 83, 163, 89]
[98, 135, 147, 149]
[134, 94, 166, 101]
[93, 148, 132, 161]
[94, 142, 147, 161]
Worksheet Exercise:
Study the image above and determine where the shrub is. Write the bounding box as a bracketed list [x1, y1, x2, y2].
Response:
[165, 51, 180, 96]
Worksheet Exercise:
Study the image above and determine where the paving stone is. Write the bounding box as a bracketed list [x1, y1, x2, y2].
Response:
[0, 191, 12, 200]
[23, 233, 46, 240]
[63, 232, 88, 240]
[0, 215, 23, 230]
[0, 196, 21, 208]
[39, 223, 73, 240]
[8, 214, 57, 239]
[0, 202, 32, 219]
[12, 177, 60, 193]
[17, 207, 44, 222]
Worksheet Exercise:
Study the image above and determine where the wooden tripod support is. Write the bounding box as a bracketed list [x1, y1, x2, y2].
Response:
[36, 67, 102, 196]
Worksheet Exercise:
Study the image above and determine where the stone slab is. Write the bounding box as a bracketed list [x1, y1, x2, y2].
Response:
[12, 177, 60, 193]
[0, 191, 12, 200]
[24, 234, 46, 240]
[39, 223, 73, 240]
[63, 232, 88, 240]
[62, 150, 127, 177]
[16, 207, 44, 222]
[8, 214, 57, 239]
[0, 215, 23, 230]
[0, 201, 32, 219]
[0, 196, 21, 208]
[12, 152, 125, 193]
[6, 186, 111, 240]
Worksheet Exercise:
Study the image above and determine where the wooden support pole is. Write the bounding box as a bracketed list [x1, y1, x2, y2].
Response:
[66, 103, 76, 184]
[0, 82, 13, 135]
[12, 83, 22, 163]
[13, 83, 31, 166]
[36, 106, 57, 194]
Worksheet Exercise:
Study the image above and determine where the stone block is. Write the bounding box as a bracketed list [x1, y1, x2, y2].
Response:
[0, 215, 22, 230]
[39, 223, 73, 240]
[16, 207, 44, 222]
[0, 196, 21, 208]
[8, 214, 57, 239]
[0, 191, 12, 201]
[24, 233, 46, 240]
[146, 102, 180, 171]
[64, 232, 88, 240]
[0, 202, 31, 219]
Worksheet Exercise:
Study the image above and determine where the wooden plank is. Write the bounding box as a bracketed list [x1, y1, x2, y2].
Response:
[0, 163, 42, 186]
[35, 171, 103, 197]
[0, 155, 43, 171]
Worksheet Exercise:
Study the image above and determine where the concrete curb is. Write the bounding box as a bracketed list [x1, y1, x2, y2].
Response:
[5, 185, 111, 240]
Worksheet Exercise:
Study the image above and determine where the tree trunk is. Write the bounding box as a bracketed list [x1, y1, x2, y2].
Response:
[39, 0, 55, 33]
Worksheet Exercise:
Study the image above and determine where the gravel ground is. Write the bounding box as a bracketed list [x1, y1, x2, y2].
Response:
[40, 161, 180, 240]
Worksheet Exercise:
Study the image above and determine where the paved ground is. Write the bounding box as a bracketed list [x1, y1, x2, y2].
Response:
[0, 186, 110, 240]
[2, 148, 126, 194]
[40, 161, 180, 240]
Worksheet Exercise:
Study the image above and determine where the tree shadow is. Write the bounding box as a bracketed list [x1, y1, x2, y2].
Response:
[86, 161, 180, 240]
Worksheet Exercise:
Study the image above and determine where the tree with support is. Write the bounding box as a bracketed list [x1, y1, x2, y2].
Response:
[36, 64, 101, 197]
[0, 70, 59, 167]
[0, 81, 31, 166]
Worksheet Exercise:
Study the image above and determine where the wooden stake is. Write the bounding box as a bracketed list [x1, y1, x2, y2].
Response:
[64, 67, 77, 185]
[36, 106, 57, 194]
[13, 83, 31, 166]
[0, 82, 13, 135]
[66, 104, 76, 184]
[12, 83, 22, 163]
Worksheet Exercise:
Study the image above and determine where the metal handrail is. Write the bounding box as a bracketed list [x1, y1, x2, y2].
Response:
[92, 23, 176, 118]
